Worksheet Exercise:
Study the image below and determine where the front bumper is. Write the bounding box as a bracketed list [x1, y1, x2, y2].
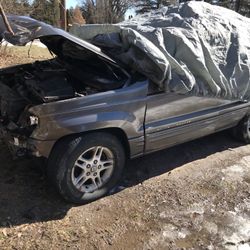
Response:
[0, 123, 56, 158]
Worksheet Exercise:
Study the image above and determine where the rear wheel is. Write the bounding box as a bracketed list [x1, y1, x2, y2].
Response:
[47, 132, 126, 204]
[232, 115, 250, 143]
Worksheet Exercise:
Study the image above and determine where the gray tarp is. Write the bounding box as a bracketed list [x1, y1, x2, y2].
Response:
[71, 2, 250, 101]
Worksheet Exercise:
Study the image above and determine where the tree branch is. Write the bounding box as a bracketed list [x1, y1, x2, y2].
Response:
[0, 2, 14, 35]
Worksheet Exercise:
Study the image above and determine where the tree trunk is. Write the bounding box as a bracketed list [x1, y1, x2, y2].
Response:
[235, 0, 241, 12]
[60, 0, 67, 30]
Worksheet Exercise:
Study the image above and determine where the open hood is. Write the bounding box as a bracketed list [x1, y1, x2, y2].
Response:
[0, 15, 117, 64]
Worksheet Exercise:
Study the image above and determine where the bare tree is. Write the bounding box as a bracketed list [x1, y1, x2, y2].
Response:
[1, 0, 31, 15]
[0, 2, 14, 34]
[134, 0, 177, 13]
[80, 0, 134, 24]
[68, 6, 86, 25]
[31, 0, 60, 26]
[73, 6, 86, 25]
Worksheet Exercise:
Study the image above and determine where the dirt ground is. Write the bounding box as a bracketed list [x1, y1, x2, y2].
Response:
[0, 46, 249, 250]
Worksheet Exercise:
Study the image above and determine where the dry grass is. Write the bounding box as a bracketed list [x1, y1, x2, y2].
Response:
[0, 44, 52, 68]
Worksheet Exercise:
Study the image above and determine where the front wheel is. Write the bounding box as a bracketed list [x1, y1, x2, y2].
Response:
[47, 132, 126, 204]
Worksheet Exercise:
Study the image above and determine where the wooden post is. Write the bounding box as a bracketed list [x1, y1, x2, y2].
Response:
[0, 2, 14, 35]
[60, 0, 67, 31]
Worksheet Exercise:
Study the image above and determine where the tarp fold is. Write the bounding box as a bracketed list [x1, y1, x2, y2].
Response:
[72, 2, 250, 100]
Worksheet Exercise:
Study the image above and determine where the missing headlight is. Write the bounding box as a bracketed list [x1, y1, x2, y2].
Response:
[29, 115, 39, 126]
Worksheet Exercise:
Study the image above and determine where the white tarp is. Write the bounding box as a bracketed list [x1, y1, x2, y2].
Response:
[71, 2, 250, 101]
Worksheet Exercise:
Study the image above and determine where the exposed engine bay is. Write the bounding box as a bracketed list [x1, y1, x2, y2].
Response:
[0, 56, 129, 159]
[0, 58, 128, 123]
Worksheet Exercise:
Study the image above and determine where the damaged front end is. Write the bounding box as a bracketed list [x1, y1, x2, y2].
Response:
[0, 55, 129, 158]
[0, 16, 131, 158]
[0, 111, 39, 158]
[0, 65, 40, 157]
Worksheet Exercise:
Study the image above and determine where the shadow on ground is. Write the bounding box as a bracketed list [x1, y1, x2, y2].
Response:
[0, 131, 243, 227]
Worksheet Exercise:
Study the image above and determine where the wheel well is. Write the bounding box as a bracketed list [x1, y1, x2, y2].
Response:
[51, 128, 130, 158]
[102, 128, 130, 157]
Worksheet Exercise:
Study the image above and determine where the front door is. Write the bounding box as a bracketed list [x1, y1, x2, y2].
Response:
[145, 91, 232, 153]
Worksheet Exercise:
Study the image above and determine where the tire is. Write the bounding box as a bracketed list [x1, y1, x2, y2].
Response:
[232, 115, 250, 143]
[47, 132, 126, 204]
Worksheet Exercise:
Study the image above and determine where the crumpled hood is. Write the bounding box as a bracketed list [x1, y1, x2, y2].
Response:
[0, 15, 116, 64]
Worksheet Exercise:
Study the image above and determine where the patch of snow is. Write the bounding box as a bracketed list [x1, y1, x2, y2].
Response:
[204, 221, 218, 235]
[1, 39, 47, 48]
[222, 157, 250, 181]
[238, 244, 250, 250]
[223, 212, 250, 247]
[144, 223, 190, 249]
[227, 165, 245, 173]
[146, 156, 250, 249]
[162, 224, 189, 240]
[187, 202, 205, 215]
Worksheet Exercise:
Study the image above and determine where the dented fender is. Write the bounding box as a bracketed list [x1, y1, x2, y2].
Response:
[28, 81, 148, 158]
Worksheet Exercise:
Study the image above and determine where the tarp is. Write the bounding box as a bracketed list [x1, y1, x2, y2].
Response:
[72, 2, 250, 101]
